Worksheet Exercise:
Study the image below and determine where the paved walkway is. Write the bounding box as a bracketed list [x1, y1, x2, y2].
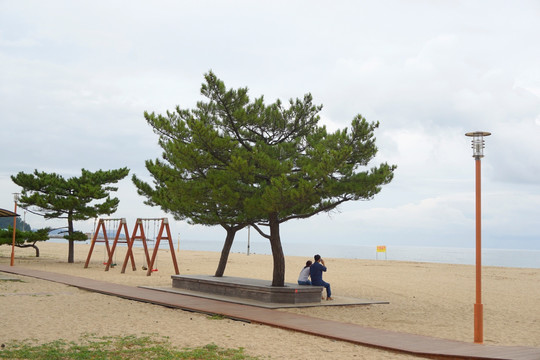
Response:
[1, 265, 539, 360]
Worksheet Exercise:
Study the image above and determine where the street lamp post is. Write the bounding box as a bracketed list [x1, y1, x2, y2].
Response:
[465, 131, 491, 344]
[10, 193, 20, 266]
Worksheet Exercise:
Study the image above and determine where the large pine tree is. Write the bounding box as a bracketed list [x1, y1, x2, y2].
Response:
[134, 72, 396, 286]
[11, 168, 129, 263]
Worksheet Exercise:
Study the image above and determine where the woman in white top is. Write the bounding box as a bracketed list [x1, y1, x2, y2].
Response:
[297, 260, 313, 285]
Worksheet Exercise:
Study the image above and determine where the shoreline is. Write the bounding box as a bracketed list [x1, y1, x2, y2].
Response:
[46, 238, 540, 269]
[1, 242, 539, 359]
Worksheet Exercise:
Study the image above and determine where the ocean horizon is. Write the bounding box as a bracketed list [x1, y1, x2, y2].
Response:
[56, 237, 540, 269]
[179, 239, 540, 269]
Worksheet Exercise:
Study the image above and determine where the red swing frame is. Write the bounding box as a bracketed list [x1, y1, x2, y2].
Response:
[84, 218, 134, 270]
[104, 218, 136, 271]
[121, 218, 179, 276]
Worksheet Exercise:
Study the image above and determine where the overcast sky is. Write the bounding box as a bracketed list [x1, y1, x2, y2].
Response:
[1, 1, 539, 252]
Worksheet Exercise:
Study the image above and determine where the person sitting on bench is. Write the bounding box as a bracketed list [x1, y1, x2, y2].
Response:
[297, 260, 312, 285]
[310, 254, 333, 300]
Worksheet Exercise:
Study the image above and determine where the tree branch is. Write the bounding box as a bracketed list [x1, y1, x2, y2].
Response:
[279, 196, 352, 223]
[250, 223, 270, 239]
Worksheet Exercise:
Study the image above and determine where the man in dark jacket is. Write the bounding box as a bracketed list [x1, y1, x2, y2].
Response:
[310, 254, 333, 300]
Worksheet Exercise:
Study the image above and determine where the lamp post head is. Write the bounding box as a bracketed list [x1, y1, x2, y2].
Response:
[13, 193, 20, 203]
[465, 131, 491, 159]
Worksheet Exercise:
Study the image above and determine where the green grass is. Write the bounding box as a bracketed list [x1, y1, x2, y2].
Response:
[207, 314, 226, 320]
[0, 334, 259, 359]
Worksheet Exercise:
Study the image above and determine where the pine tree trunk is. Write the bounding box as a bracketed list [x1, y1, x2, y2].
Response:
[68, 239, 74, 263]
[15, 243, 40, 257]
[269, 213, 285, 287]
[68, 218, 74, 263]
[215, 227, 236, 277]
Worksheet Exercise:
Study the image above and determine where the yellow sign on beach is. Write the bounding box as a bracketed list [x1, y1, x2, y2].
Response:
[376, 245, 387, 253]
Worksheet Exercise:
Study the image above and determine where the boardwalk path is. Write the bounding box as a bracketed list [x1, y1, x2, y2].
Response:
[1, 265, 539, 360]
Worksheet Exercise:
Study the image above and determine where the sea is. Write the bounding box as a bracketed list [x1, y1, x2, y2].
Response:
[66, 237, 540, 269]
[178, 239, 540, 269]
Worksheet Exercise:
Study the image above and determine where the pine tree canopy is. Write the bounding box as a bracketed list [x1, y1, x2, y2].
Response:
[11, 167, 129, 262]
[134, 72, 396, 286]
[11, 168, 129, 221]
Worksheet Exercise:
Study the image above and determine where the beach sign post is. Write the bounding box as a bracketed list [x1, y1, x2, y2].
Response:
[466, 131, 491, 344]
[376, 245, 387, 260]
[247, 225, 251, 256]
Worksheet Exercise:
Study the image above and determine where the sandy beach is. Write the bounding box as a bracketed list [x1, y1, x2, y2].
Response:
[1, 242, 539, 359]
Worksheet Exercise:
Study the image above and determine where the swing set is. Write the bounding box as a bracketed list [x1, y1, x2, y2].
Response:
[84, 217, 179, 277]
[121, 218, 179, 276]
[84, 218, 128, 269]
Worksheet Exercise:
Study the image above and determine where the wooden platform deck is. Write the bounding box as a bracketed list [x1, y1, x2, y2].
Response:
[1, 265, 539, 360]
[171, 274, 326, 304]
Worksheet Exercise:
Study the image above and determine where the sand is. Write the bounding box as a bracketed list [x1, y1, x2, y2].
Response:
[1, 242, 539, 359]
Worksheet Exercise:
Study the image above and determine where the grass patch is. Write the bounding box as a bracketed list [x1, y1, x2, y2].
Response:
[207, 314, 226, 320]
[0, 334, 258, 359]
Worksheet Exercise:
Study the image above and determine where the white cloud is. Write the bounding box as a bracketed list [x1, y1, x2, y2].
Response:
[1, 0, 540, 251]
[349, 194, 473, 230]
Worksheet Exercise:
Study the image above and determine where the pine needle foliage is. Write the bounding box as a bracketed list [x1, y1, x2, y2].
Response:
[11, 168, 129, 263]
[134, 72, 396, 286]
